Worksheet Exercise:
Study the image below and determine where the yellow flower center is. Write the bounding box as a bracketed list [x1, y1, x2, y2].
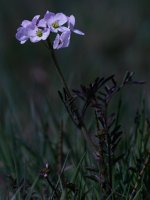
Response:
[52, 21, 59, 29]
[36, 29, 43, 37]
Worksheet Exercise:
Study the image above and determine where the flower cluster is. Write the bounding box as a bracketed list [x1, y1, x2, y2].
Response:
[16, 11, 84, 49]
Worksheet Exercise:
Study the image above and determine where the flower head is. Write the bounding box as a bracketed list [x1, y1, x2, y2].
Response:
[28, 16, 50, 43]
[16, 11, 85, 48]
[16, 15, 50, 44]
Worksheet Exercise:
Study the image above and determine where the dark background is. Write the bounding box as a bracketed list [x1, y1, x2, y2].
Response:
[0, 0, 150, 130]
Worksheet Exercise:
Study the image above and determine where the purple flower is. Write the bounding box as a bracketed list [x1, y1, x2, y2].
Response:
[28, 16, 50, 43]
[45, 12, 69, 33]
[16, 27, 28, 44]
[53, 31, 71, 49]
[28, 26, 50, 43]
[16, 15, 50, 44]
[16, 11, 85, 47]
[67, 15, 85, 35]
[16, 20, 32, 44]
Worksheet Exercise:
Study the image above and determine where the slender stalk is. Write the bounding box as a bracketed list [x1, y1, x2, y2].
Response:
[47, 39, 71, 97]
[46, 39, 97, 152]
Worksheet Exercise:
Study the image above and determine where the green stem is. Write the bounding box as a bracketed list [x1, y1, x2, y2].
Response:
[47, 39, 71, 97]
[46, 39, 97, 152]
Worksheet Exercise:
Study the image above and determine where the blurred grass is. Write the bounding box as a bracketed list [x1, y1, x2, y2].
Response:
[0, 75, 150, 198]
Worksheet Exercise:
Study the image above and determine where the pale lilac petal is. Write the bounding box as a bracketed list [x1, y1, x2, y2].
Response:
[55, 13, 68, 25]
[38, 19, 47, 28]
[61, 31, 71, 47]
[47, 16, 56, 27]
[30, 36, 41, 43]
[21, 20, 31, 27]
[32, 15, 40, 25]
[44, 11, 55, 21]
[73, 29, 85, 35]
[16, 34, 28, 42]
[68, 15, 75, 30]
[16, 27, 24, 39]
[41, 28, 50, 40]
[27, 26, 38, 37]
[53, 34, 61, 49]
[17, 27, 22, 32]
[16, 27, 28, 42]
[58, 26, 70, 32]
[20, 40, 27, 44]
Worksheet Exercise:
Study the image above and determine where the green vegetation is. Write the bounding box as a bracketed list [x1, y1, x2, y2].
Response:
[0, 68, 149, 199]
